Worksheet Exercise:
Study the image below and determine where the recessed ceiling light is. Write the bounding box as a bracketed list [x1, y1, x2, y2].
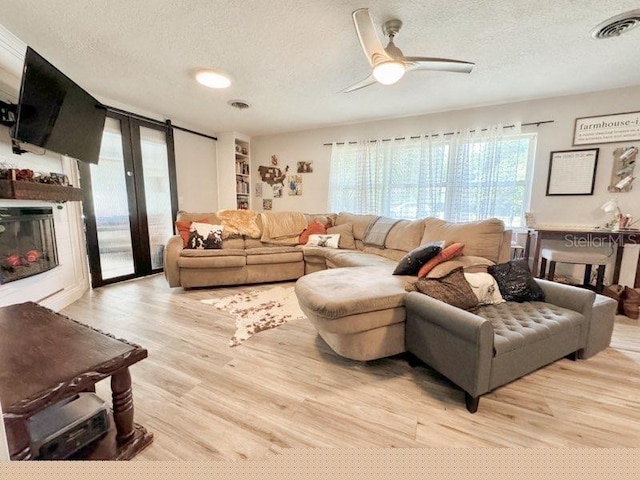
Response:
[195, 69, 231, 89]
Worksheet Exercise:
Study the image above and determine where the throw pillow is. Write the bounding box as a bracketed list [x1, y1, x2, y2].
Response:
[299, 220, 326, 245]
[417, 242, 465, 278]
[187, 222, 224, 250]
[306, 234, 340, 249]
[487, 259, 545, 303]
[425, 256, 496, 278]
[327, 223, 356, 249]
[463, 272, 505, 305]
[175, 218, 208, 247]
[393, 241, 444, 275]
[406, 266, 479, 311]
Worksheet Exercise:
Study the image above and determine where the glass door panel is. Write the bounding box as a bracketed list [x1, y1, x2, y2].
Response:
[90, 117, 135, 279]
[139, 126, 174, 270]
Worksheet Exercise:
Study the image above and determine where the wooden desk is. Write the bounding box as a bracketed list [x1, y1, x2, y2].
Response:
[524, 227, 640, 287]
[0, 302, 153, 460]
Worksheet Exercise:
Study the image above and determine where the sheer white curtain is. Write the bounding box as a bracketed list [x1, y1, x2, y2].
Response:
[328, 123, 536, 227]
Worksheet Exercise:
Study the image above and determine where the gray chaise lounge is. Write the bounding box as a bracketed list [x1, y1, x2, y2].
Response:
[404, 280, 617, 412]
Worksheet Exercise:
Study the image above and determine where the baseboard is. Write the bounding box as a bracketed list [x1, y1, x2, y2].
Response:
[40, 278, 89, 312]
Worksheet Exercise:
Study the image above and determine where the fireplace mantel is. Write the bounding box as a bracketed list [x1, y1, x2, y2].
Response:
[0, 180, 83, 202]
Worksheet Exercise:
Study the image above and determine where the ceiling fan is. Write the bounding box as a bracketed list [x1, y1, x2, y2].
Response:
[343, 8, 475, 93]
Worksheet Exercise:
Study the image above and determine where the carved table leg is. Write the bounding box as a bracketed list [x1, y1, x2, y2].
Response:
[4, 416, 33, 460]
[111, 368, 135, 443]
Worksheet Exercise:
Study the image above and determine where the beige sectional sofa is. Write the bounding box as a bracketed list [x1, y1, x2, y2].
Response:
[164, 208, 616, 413]
[164, 209, 512, 359]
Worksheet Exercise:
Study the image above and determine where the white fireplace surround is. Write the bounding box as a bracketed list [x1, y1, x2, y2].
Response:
[0, 138, 89, 311]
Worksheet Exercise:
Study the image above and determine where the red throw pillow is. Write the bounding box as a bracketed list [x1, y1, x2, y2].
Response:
[299, 220, 327, 245]
[175, 218, 208, 247]
[417, 242, 465, 278]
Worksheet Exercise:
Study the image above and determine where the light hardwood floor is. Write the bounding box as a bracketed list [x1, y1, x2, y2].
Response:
[60, 274, 640, 458]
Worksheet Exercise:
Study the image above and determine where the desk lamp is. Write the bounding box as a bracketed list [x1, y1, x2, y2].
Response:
[601, 198, 632, 230]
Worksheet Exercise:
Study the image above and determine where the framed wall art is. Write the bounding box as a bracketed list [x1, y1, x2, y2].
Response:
[546, 148, 599, 196]
[573, 111, 640, 146]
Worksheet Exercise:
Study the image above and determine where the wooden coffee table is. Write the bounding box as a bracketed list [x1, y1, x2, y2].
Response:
[0, 302, 153, 460]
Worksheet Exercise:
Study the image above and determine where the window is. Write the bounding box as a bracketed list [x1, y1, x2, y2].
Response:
[328, 126, 536, 227]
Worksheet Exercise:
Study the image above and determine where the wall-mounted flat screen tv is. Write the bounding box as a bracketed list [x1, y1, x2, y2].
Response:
[11, 46, 107, 164]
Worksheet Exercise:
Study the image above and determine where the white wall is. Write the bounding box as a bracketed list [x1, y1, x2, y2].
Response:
[252, 85, 640, 286]
[173, 129, 218, 212]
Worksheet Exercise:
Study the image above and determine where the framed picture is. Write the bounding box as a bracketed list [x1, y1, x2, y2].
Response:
[573, 111, 640, 146]
[546, 149, 599, 196]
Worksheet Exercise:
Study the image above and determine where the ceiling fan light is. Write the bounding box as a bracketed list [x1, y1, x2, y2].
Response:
[372, 61, 405, 85]
[195, 69, 231, 89]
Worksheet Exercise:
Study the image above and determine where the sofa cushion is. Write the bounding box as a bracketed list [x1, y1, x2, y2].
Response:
[393, 242, 443, 275]
[295, 266, 410, 320]
[385, 219, 426, 252]
[335, 212, 379, 241]
[327, 223, 356, 249]
[406, 266, 479, 311]
[325, 250, 397, 269]
[488, 260, 545, 303]
[245, 246, 303, 265]
[221, 237, 246, 249]
[418, 243, 465, 278]
[476, 301, 584, 356]
[178, 249, 246, 268]
[244, 238, 265, 249]
[176, 211, 221, 224]
[420, 217, 505, 263]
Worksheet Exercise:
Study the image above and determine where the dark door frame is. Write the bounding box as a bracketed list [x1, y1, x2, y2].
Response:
[79, 111, 178, 288]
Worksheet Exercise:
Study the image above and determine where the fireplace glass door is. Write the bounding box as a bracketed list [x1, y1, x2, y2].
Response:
[0, 207, 58, 284]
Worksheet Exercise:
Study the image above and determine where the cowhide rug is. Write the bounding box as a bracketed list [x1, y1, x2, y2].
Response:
[201, 285, 305, 346]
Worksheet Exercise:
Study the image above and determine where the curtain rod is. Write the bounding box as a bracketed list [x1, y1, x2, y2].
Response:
[322, 120, 554, 146]
[105, 105, 218, 141]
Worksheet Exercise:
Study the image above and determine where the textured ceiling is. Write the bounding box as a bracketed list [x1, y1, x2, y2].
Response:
[1, 1, 639, 137]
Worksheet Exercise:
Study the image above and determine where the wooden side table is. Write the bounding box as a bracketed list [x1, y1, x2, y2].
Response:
[0, 302, 153, 460]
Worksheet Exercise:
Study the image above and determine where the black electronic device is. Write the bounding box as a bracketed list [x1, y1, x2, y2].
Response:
[11, 46, 107, 164]
[27, 393, 109, 460]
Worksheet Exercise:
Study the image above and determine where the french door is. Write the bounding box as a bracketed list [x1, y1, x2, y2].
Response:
[79, 111, 178, 287]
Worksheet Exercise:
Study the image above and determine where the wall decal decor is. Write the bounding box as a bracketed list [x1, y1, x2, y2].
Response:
[288, 174, 303, 195]
[608, 146, 637, 192]
[297, 161, 313, 173]
[573, 111, 640, 146]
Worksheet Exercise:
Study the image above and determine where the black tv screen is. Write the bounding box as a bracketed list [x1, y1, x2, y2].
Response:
[12, 47, 107, 164]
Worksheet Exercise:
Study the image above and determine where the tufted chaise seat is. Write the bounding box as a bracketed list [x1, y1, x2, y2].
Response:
[404, 278, 616, 412]
[476, 302, 585, 356]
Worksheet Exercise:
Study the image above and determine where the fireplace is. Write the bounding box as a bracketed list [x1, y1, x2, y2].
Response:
[0, 207, 59, 284]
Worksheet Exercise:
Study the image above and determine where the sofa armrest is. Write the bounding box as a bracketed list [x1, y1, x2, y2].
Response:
[535, 279, 595, 318]
[164, 235, 184, 287]
[404, 292, 494, 397]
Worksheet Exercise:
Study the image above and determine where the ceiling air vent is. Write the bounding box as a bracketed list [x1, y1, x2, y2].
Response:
[228, 100, 250, 110]
[591, 10, 640, 39]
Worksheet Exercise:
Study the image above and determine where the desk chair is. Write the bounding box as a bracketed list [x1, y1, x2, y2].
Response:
[539, 247, 608, 293]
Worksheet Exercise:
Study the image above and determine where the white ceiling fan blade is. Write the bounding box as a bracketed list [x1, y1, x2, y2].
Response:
[341, 74, 378, 93]
[352, 8, 393, 67]
[404, 56, 475, 74]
